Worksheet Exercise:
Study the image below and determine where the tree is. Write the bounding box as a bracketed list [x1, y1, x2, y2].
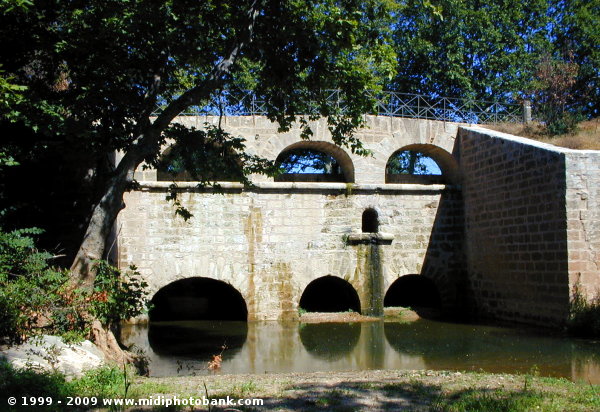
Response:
[390, 0, 551, 100]
[532, 53, 580, 135]
[0, 0, 396, 287]
[550, 0, 600, 117]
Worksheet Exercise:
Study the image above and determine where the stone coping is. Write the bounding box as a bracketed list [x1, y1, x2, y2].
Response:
[135, 181, 457, 193]
[346, 232, 394, 245]
[461, 126, 600, 154]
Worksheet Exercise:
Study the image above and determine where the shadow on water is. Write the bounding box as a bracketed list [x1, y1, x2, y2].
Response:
[299, 323, 361, 360]
[148, 320, 248, 358]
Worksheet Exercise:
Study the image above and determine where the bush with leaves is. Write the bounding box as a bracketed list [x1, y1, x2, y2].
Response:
[0, 227, 149, 345]
[568, 284, 600, 338]
[90, 261, 149, 328]
[0, 227, 78, 343]
[532, 54, 582, 135]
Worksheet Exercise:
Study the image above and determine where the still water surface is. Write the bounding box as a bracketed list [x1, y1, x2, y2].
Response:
[121, 319, 600, 383]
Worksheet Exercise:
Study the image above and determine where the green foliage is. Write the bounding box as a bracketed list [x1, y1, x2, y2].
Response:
[386, 150, 440, 175]
[0, 227, 80, 343]
[0, 0, 396, 164]
[551, 0, 600, 117]
[90, 261, 149, 328]
[391, 0, 551, 100]
[0, 226, 149, 344]
[156, 123, 278, 185]
[70, 364, 130, 399]
[435, 388, 544, 412]
[278, 149, 341, 174]
[567, 284, 600, 338]
[0, 361, 138, 411]
[532, 54, 582, 135]
[0, 359, 72, 409]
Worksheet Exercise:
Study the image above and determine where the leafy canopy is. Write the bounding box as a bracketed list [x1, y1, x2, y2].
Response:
[1, 0, 397, 161]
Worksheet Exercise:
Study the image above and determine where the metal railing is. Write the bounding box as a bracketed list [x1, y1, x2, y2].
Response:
[153, 90, 524, 124]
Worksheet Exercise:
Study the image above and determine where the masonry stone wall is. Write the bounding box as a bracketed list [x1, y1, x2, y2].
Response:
[459, 127, 600, 326]
[565, 151, 600, 300]
[118, 117, 600, 325]
[117, 116, 465, 320]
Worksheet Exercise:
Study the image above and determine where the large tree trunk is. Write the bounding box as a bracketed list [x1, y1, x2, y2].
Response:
[69, 155, 138, 288]
[68, 135, 155, 368]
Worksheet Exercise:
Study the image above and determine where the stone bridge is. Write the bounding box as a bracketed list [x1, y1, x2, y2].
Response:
[116, 115, 600, 326]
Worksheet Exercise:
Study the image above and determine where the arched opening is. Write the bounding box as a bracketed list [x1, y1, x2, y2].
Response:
[149, 277, 248, 321]
[385, 144, 459, 184]
[156, 137, 245, 182]
[299, 276, 361, 313]
[362, 208, 379, 233]
[275, 141, 354, 183]
[384, 275, 442, 309]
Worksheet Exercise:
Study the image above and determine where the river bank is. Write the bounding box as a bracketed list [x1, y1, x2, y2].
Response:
[98, 368, 600, 411]
[2, 358, 599, 411]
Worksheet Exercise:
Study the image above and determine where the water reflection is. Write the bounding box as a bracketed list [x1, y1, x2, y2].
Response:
[385, 320, 600, 380]
[148, 321, 247, 358]
[120, 319, 600, 383]
[299, 323, 361, 360]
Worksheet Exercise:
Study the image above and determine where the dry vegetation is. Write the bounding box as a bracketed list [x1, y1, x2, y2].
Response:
[483, 119, 600, 150]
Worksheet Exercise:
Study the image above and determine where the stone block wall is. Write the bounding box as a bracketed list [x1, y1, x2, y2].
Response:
[565, 151, 600, 299]
[118, 183, 463, 320]
[459, 127, 600, 325]
[117, 116, 466, 321]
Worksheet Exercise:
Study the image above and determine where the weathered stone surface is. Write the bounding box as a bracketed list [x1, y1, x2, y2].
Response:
[1, 335, 105, 378]
[116, 116, 600, 326]
[118, 116, 464, 321]
[459, 126, 600, 326]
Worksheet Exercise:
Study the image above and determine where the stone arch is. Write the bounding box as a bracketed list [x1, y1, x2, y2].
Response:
[299, 275, 361, 313]
[384, 274, 442, 309]
[275, 141, 355, 183]
[155, 142, 244, 182]
[149, 277, 248, 321]
[385, 144, 460, 185]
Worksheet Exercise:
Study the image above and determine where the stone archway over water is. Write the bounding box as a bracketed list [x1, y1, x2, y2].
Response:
[384, 275, 442, 309]
[299, 275, 361, 313]
[149, 277, 248, 321]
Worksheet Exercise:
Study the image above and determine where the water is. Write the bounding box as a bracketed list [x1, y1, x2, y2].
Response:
[121, 319, 600, 383]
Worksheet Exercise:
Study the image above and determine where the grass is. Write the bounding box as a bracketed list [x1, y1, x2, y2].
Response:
[483, 118, 600, 150]
[0, 360, 176, 411]
[1, 361, 599, 411]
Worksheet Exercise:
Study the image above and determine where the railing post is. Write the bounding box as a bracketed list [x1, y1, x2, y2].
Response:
[522, 100, 532, 124]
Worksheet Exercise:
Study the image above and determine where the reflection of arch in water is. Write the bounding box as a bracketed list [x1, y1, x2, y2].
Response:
[299, 323, 361, 360]
[384, 275, 442, 310]
[385, 144, 459, 184]
[275, 141, 355, 182]
[299, 276, 361, 313]
[148, 320, 248, 358]
[149, 277, 248, 321]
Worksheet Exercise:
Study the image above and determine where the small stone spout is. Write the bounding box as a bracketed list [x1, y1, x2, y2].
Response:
[346, 232, 393, 316]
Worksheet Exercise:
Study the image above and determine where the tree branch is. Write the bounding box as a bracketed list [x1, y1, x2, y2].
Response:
[151, 0, 261, 132]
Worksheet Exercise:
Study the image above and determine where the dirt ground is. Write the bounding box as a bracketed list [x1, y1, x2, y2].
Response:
[298, 308, 422, 323]
[133, 368, 596, 411]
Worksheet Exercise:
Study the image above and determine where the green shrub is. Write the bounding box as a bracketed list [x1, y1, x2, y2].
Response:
[546, 111, 584, 136]
[568, 284, 600, 338]
[0, 227, 149, 344]
[90, 261, 149, 328]
[0, 228, 81, 343]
